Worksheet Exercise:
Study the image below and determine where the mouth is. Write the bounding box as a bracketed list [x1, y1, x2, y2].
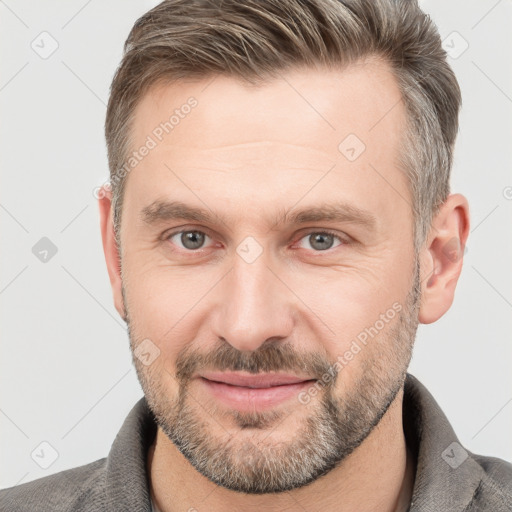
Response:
[197, 372, 317, 411]
[200, 371, 314, 388]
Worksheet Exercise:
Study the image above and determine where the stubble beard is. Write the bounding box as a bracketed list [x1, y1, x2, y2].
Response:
[126, 259, 421, 494]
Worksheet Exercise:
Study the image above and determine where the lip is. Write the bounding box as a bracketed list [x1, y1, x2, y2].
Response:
[200, 371, 312, 388]
[197, 372, 316, 411]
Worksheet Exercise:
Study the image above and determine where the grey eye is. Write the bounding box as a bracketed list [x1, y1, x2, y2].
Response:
[298, 232, 342, 251]
[176, 231, 207, 250]
[309, 233, 334, 251]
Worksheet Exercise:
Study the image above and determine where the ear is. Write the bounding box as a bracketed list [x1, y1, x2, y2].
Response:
[98, 185, 126, 321]
[418, 193, 470, 324]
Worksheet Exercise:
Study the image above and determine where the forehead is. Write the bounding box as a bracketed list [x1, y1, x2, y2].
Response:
[132, 57, 404, 151]
[123, 58, 409, 231]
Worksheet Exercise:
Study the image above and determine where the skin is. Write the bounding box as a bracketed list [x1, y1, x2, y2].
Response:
[99, 58, 470, 511]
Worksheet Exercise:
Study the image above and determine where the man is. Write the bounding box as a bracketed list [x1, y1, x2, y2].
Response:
[1, 0, 511, 510]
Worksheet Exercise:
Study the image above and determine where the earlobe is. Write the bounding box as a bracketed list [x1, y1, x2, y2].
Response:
[98, 185, 126, 321]
[418, 193, 470, 324]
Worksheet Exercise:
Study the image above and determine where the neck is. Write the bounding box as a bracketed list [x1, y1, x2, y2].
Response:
[148, 388, 415, 512]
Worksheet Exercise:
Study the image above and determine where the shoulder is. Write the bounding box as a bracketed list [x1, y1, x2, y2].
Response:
[0, 458, 107, 512]
[467, 452, 512, 511]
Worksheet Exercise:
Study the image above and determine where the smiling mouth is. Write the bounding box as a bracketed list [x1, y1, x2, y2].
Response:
[197, 372, 317, 411]
[199, 371, 315, 387]
[202, 377, 316, 388]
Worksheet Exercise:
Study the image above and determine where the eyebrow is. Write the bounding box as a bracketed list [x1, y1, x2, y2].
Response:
[140, 199, 377, 231]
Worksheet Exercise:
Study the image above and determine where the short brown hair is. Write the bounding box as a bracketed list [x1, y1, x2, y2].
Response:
[105, 0, 461, 251]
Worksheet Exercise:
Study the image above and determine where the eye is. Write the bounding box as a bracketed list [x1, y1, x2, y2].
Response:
[167, 230, 213, 251]
[297, 231, 344, 251]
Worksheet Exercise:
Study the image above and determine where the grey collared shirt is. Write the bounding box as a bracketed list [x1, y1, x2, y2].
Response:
[1, 373, 511, 511]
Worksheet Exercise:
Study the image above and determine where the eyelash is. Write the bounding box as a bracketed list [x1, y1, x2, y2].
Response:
[295, 230, 346, 251]
[163, 228, 348, 254]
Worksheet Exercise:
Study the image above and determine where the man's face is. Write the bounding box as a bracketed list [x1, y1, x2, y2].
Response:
[119, 59, 421, 493]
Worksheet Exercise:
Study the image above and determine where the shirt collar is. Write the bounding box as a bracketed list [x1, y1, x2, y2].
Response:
[402, 373, 485, 511]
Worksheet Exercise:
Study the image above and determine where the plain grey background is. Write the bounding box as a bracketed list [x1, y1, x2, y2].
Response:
[1, 0, 511, 489]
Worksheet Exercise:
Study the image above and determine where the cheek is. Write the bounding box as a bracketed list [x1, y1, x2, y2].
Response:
[282, 258, 409, 361]
[123, 236, 413, 369]
[124, 250, 198, 311]
[123, 259, 217, 357]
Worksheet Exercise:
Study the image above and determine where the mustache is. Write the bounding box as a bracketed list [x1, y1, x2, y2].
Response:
[174, 339, 335, 385]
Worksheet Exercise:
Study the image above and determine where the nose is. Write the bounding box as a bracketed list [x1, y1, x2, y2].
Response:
[212, 253, 295, 352]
